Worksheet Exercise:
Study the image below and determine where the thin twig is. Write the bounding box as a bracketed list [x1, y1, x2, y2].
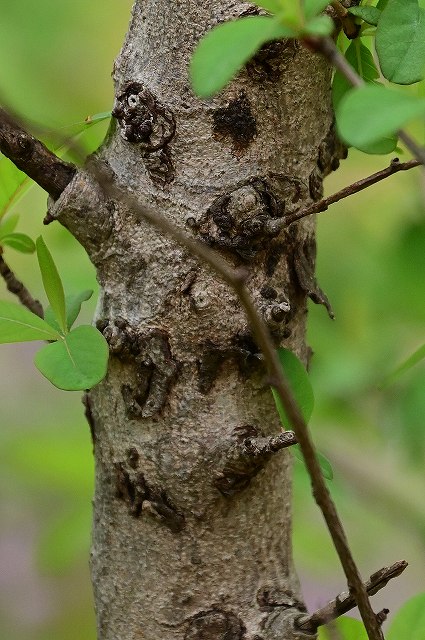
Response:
[284, 158, 420, 225]
[297, 560, 408, 633]
[0, 252, 43, 317]
[308, 38, 425, 166]
[0, 107, 76, 200]
[89, 160, 385, 640]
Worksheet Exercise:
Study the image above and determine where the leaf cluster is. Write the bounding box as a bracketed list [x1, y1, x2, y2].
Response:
[0, 237, 108, 391]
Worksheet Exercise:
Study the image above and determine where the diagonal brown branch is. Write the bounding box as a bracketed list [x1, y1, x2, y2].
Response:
[296, 560, 408, 633]
[89, 160, 386, 640]
[0, 252, 43, 317]
[284, 158, 421, 226]
[0, 107, 76, 200]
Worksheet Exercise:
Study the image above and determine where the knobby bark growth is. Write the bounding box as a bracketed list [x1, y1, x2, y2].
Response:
[5, 2, 349, 639]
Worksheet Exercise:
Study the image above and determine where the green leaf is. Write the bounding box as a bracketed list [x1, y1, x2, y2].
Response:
[336, 85, 425, 153]
[376, 0, 425, 85]
[0, 213, 19, 236]
[303, 0, 331, 20]
[84, 110, 112, 125]
[190, 16, 295, 97]
[0, 300, 60, 343]
[333, 40, 380, 110]
[36, 236, 67, 334]
[293, 446, 334, 480]
[65, 289, 93, 329]
[44, 290, 93, 332]
[318, 617, 368, 639]
[387, 592, 425, 640]
[0, 153, 31, 219]
[0, 232, 35, 253]
[271, 347, 314, 426]
[382, 342, 425, 387]
[255, 0, 283, 13]
[34, 325, 109, 391]
[376, 0, 389, 9]
[303, 14, 334, 36]
[348, 6, 381, 25]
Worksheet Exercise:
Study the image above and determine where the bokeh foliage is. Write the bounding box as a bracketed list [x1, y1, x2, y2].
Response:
[0, 1, 424, 638]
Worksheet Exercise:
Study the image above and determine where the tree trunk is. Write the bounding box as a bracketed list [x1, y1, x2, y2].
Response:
[49, 2, 342, 638]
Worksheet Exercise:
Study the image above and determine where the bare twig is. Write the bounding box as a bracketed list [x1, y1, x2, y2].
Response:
[0, 252, 43, 317]
[89, 160, 386, 640]
[283, 158, 420, 226]
[215, 427, 298, 496]
[308, 38, 425, 166]
[297, 560, 408, 633]
[0, 107, 76, 199]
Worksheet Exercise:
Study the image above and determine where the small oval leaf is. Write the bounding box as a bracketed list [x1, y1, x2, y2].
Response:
[387, 592, 425, 640]
[303, 15, 334, 36]
[318, 616, 368, 639]
[348, 6, 381, 26]
[34, 325, 109, 391]
[0, 232, 35, 253]
[271, 347, 315, 427]
[336, 85, 425, 152]
[294, 446, 334, 480]
[36, 236, 67, 334]
[254, 1, 283, 13]
[190, 16, 294, 97]
[333, 40, 380, 110]
[376, 0, 425, 85]
[0, 300, 60, 343]
[0, 213, 19, 236]
[304, 0, 331, 20]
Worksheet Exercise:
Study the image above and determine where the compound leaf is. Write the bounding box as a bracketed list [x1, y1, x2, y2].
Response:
[34, 325, 109, 391]
[0, 300, 60, 343]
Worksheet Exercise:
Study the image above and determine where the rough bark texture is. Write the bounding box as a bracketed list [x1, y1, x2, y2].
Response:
[48, 2, 342, 638]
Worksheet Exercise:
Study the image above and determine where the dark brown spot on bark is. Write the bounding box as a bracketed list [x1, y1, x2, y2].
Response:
[293, 237, 334, 319]
[213, 92, 257, 154]
[309, 169, 323, 202]
[247, 39, 299, 81]
[112, 81, 176, 185]
[114, 462, 185, 532]
[82, 391, 96, 449]
[193, 178, 283, 261]
[185, 609, 245, 640]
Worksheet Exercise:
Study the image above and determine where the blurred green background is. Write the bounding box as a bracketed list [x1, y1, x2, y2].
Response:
[0, 1, 424, 638]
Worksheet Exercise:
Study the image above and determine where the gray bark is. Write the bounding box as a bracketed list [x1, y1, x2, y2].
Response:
[49, 2, 343, 638]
